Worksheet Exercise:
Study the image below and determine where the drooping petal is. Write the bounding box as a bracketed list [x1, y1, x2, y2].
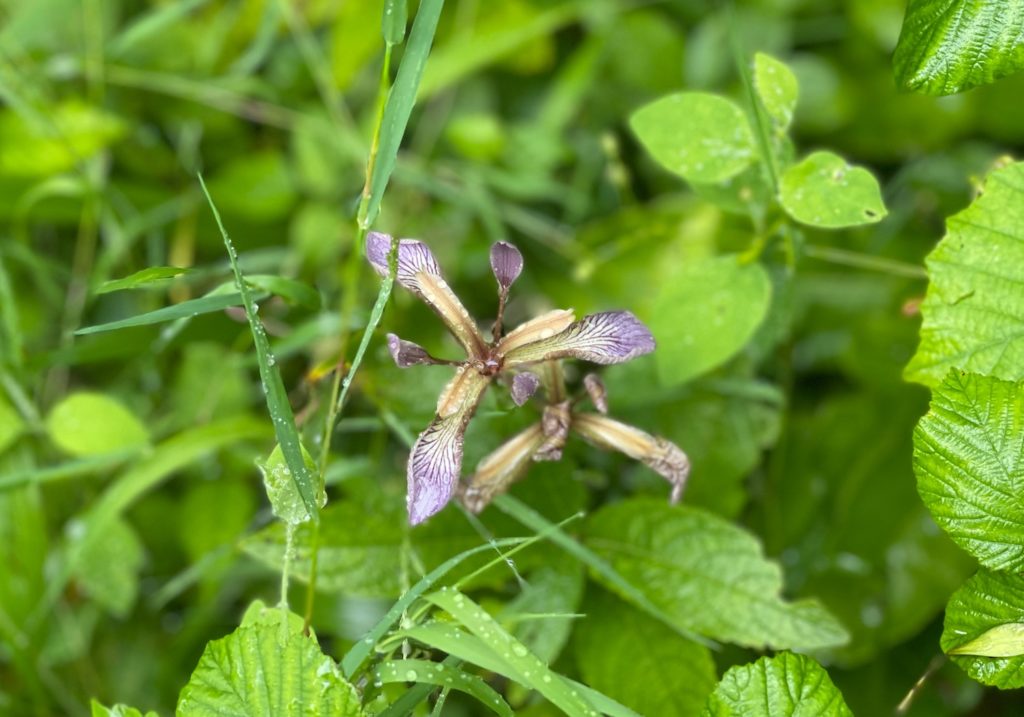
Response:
[490, 241, 523, 292]
[503, 311, 655, 367]
[536, 400, 571, 461]
[461, 423, 544, 513]
[510, 372, 540, 406]
[366, 233, 487, 358]
[572, 412, 690, 503]
[387, 333, 446, 368]
[497, 309, 575, 356]
[407, 368, 491, 524]
[583, 373, 608, 414]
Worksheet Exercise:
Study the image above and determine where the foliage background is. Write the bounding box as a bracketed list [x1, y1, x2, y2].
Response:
[1, 0, 1023, 715]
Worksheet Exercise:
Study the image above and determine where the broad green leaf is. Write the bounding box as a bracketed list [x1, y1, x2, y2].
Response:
[941, 570, 1024, 688]
[424, 588, 601, 716]
[46, 393, 149, 457]
[200, 176, 321, 524]
[701, 652, 853, 716]
[0, 101, 124, 177]
[905, 161, 1024, 385]
[502, 562, 583, 665]
[753, 52, 798, 130]
[73, 515, 143, 618]
[913, 371, 1024, 570]
[949, 623, 1024, 658]
[203, 151, 296, 222]
[90, 700, 159, 717]
[246, 274, 322, 310]
[574, 588, 716, 716]
[330, 0, 386, 90]
[779, 151, 887, 228]
[259, 443, 325, 525]
[373, 659, 512, 717]
[242, 499, 404, 597]
[584, 499, 849, 650]
[630, 92, 755, 184]
[179, 479, 255, 561]
[648, 255, 771, 386]
[893, 0, 1024, 95]
[177, 602, 363, 716]
[97, 266, 193, 294]
[0, 395, 24, 455]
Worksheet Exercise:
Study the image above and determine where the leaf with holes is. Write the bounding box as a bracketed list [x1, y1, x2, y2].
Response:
[905, 161, 1024, 385]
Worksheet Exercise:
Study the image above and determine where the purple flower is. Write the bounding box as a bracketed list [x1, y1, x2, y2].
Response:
[367, 232, 656, 524]
[460, 372, 690, 513]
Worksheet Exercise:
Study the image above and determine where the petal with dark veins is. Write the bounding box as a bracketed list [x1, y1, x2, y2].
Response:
[387, 333, 444, 368]
[572, 412, 690, 503]
[503, 311, 655, 367]
[407, 369, 490, 524]
[460, 423, 545, 513]
[366, 233, 486, 357]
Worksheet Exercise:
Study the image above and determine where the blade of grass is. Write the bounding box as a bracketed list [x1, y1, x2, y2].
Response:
[198, 174, 321, 523]
[74, 291, 261, 335]
[493, 494, 717, 650]
[374, 659, 512, 717]
[0, 450, 138, 491]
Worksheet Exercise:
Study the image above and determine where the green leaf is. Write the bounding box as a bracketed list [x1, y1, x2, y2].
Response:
[502, 563, 583, 665]
[362, 0, 445, 227]
[97, 266, 194, 294]
[177, 602, 364, 716]
[73, 515, 143, 618]
[584, 499, 849, 650]
[700, 652, 853, 716]
[893, 0, 1024, 95]
[913, 371, 1024, 570]
[779, 151, 887, 228]
[382, 0, 408, 46]
[246, 274, 322, 310]
[0, 101, 124, 177]
[905, 161, 1024, 385]
[422, 588, 601, 717]
[199, 175, 321, 524]
[75, 291, 254, 335]
[0, 395, 24, 455]
[203, 151, 296, 222]
[46, 392, 149, 457]
[90, 700, 159, 717]
[259, 443, 325, 525]
[574, 588, 716, 716]
[753, 52, 798, 131]
[373, 659, 512, 717]
[648, 255, 771, 386]
[941, 570, 1024, 688]
[630, 92, 755, 184]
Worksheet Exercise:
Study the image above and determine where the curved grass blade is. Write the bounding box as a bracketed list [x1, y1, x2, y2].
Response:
[373, 659, 512, 717]
[197, 174, 321, 523]
[75, 291, 261, 335]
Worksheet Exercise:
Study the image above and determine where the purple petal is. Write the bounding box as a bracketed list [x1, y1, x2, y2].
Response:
[510, 372, 540, 406]
[407, 369, 490, 524]
[461, 424, 544, 513]
[366, 232, 442, 291]
[490, 241, 523, 292]
[387, 333, 441, 368]
[572, 413, 690, 503]
[503, 311, 656, 367]
[366, 233, 486, 357]
[583, 373, 608, 413]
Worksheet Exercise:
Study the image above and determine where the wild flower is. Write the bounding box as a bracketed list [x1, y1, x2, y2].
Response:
[460, 365, 690, 513]
[367, 233, 664, 524]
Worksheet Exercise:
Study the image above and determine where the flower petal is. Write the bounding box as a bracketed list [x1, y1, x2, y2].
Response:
[583, 373, 608, 414]
[572, 412, 690, 503]
[387, 333, 444, 368]
[461, 423, 544, 513]
[366, 233, 487, 357]
[503, 311, 655, 367]
[407, 369, 491, 524]
[536, 400, 571, 461]
[510, 372, 540, 406]
[497, 309, 575, 355]
[490, 241, 523, 292]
